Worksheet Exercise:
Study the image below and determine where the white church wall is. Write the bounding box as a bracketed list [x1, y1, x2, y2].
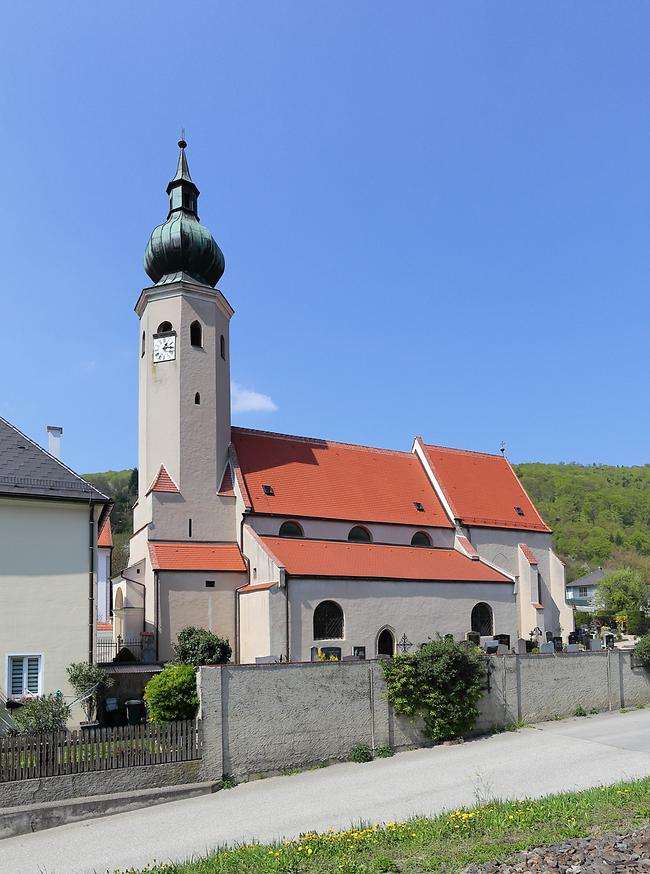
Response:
[246, 515, 455, 547]
[287, 578, 517, 661]
[239, 588, 271, 664]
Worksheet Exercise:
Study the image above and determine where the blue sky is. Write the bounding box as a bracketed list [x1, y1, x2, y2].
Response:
[1, 2, 649, 472]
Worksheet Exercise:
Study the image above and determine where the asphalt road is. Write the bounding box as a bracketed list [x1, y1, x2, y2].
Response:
[5, 709, 650, 874]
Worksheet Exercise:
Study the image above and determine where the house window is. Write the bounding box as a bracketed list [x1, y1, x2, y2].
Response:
[314, 600, 344, 640]
[348, 525, 372, 543]
[205, 580, 215, 588]
[9, 655, 41, 698]
[411, 531, 431, 547]
[579, 586, 588, 599]
[190, 320, 203, 347]
[279, 520, 303, 538]
[471, 603, 493, 637]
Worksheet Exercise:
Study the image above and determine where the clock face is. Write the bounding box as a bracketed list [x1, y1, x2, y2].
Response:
[153, 334, 176, 363]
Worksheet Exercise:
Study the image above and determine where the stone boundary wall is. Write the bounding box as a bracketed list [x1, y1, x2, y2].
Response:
[198, 651, 650, 780]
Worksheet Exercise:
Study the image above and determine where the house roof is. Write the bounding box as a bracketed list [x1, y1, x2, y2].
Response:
[148, 541, 246, 572]
[0, 416, 108, 503]
[146, 465, 179, 495]
[98, 518, 113, 548]
[259, 536, 512, 583]
[566, 568, 607, 588]
[231, 428, 453, 528]
[419, 442, 551, 533]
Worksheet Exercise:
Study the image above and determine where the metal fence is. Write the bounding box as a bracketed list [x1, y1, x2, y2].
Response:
[0, 719, 202, 782]
[95, 637, 144, 663]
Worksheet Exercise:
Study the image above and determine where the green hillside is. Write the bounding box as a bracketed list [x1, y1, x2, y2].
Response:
[84, 463, 650, 583]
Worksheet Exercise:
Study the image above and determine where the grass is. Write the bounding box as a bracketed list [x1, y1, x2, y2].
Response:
[118, 776, 650, 874]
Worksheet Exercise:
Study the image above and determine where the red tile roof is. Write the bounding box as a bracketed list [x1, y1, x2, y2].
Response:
[231, 428, 452, 528]
[146, 465, 179, 495]
[97, 518, 113, 548]
[148, 542, 246, 572]
[419, 442, 551, 533]
[260, 536, 511, 582]
[456, 535, 479, 560]
[218, 466, 235, 497]
[519, 543, 539, 565]
[238, 581, 275, 593]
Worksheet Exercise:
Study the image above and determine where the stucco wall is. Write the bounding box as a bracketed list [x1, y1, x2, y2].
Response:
[199, 652, 650, 781]
[239, 589, 271, 664]
[247, 516, 455, 548]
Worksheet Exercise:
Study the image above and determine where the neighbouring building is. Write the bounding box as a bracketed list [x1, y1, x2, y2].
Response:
[0, 417, 110, 717]
[97, 518, 113, 625]
[115, 140, 573, 664]
[565, 568, 607, 613]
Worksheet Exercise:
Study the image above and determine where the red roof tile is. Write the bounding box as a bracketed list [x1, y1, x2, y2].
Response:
[148, 542, 246, 572]
[218, 466, 235, 497]
[456, 534, 479, 560]
[146, 465, 179, 495]
[260, 536, 511, 582]
[420, 443, 550, 533]
[232, 428, 452, 528]
[519, 543, 539, 565]
[97, 518, 113, 548]
[238, 581, 275, 593]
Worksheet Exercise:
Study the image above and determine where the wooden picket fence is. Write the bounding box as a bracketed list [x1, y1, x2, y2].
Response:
[0, 719, 201, 782]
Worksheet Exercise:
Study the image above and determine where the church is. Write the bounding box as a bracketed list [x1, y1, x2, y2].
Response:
[115, 140, 573, 663]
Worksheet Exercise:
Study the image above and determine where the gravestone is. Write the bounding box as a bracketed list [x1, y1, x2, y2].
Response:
[588, 638, 602, 651]
[495, 633, 511, 649]
[603, 633, 615, 650]
[466, 631, 480, 646]
[516, 638, 528, 655]
[566, 643, 580, 653]
[553, 636, 563, 652]
[482, 639, 499, 654]
[496, 644, 509, 655]
[568, 631, 578, 645]
[540, 641, 555, 654]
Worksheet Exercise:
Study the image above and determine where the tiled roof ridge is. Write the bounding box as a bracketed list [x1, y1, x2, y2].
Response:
[0, 416, 109, 500]
[231, 426, 412, 458]
[421, 440, 508, 461]
[147, 464, 179, 494]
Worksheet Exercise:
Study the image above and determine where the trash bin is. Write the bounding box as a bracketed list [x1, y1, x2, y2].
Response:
[125, 699, 146, 725]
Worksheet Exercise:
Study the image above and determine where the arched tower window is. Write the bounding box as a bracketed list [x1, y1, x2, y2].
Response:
[194, 393, 201, 405]
[377, 628, 395, 657]
[313, 601, 344, 640]
[157, 321, 172, 334]
[190, 320, 203, 347]
[411, 531, 432, 547]
[220, 334, 226, 360]
[348, 525, 372, 543]
[471, 603, 493, 637]
[279, 520, 303, 538]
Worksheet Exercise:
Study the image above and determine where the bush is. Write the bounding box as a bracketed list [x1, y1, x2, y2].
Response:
[144, 664, 199, 722]
[375, 746, 394, 758]
[349, 743, 373, 763]
[66, 662, 113, 723]
[13, 692, 70, 734]
[634, 633, 650, 668]
[382, 638, 486, 742]
[174, 626, 232, 667]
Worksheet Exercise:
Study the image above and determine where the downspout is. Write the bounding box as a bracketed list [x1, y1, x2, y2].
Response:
[155, 570, 159, 661]
[88, 502, 96, 664]
[282, 569, 289, 662]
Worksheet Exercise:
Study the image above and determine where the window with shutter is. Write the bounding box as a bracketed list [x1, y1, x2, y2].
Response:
[26, 658, 40, 693]
[10, 658, 23, 696]
[8, 655, 42, 697]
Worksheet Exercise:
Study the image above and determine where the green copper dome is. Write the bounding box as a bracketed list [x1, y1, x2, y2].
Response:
[144, 140, 225, 287]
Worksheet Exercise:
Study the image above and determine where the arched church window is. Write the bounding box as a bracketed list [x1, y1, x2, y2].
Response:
[377, 628, 395, 656]
[348, 525, 372, 543]
[471, 602, 493, 637]
[194, 393, 201, 405]
[411, 531, 432, 547]
[190, 321, 203, 347]
[157, 321, 172, 334]
[220, 334, 226, 360]
[279, 520, 303, 538]
[313, 600, 344, 640]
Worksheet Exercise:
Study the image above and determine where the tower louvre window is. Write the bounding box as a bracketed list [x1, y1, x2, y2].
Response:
[194, 392, 201, 405]
[190, 320, 203, 348]
[220, 335, 226, 360]
[157, 321, 173, 334]
[141, 331, 145, 357]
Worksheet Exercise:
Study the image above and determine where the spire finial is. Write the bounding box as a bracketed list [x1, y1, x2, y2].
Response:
[178, 127, 187, 150]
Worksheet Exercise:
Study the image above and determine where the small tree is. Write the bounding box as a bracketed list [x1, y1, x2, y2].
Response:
[382, 638, 486, 742]
[13, 693, 70, 734]
[595, 568, 648, 619]
[174, 626, 232, 667]
[66, 662, 113, 723]
[144, 664, 199, 722]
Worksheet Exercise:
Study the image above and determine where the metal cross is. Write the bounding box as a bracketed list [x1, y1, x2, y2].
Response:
[397, 633, 413, 653]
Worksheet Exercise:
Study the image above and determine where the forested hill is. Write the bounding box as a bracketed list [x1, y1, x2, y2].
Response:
[84, 463, 650, 583]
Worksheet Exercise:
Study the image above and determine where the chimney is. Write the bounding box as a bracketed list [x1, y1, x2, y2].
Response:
[47, 425, 63, 459]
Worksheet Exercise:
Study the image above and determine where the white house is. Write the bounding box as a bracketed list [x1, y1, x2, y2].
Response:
[114, 140, 573, 664]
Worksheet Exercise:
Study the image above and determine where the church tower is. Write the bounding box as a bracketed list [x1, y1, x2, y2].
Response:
[131, 139, 236, 547]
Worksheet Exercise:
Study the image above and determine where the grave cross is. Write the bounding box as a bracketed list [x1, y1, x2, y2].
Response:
[397, 633, 412, 653]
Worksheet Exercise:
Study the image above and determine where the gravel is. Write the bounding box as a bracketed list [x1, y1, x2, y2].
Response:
[463, 828, 650, 873]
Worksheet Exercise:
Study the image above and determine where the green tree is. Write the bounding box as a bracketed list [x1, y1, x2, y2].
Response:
[595, 568, 648, 616]
[66, 662, 113, 723]
[13, 692, 70, 734]
[144, 664, 199, 722]
[174, 626, 232, 667]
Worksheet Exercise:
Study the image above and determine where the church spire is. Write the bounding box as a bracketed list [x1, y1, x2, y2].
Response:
[166, 137, 200, 219]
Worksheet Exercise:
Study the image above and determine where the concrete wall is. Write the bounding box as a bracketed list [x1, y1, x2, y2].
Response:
[198, 651, 650, 780]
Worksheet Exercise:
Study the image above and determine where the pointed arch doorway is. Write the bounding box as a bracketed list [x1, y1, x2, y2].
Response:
[377, 628, 395, 657]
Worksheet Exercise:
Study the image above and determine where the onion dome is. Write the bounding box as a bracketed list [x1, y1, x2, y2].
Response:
[144, 139, 225, 287]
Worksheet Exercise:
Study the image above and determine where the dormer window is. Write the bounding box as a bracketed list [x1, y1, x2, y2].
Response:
[348, 525, 372, 543]
[515, 506, 525, 517]
[414, 502, 425, 512]
[411, 531, 432, 547]
[263, 484, 275, 496]
[279, 520, 303, 538]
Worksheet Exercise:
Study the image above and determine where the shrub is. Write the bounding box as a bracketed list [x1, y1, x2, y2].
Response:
[174, 626, 232, 667]
[349, 743, 373, 763]
[382, 638, 486, 742]
[375, 746, 394, 758]
[634, 633, 650, 668]
[66, 662, 113, 723]
[144, 664, 199, 722]
[13, 692, 70, 734]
